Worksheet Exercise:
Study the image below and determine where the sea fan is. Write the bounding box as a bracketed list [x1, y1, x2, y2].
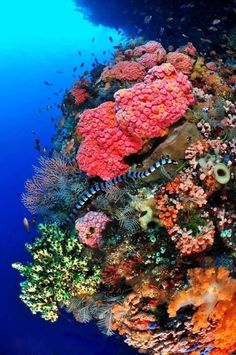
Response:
[22, 155, 87, 219]
[96, 304, 113, 336]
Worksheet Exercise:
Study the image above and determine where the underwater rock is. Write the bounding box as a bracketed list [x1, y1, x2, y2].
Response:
[142, 121, 201, 182]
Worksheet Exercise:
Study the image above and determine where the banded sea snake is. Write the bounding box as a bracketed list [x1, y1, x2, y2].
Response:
[61, 156, 177, 228]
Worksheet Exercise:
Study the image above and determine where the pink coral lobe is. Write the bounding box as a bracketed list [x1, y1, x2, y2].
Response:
[75, 211, 111, 248]
[101, 61, 145, 81]
[166, 52, 194, 75]
[76, 101, 143, 179]
[115, 63, 194, 139]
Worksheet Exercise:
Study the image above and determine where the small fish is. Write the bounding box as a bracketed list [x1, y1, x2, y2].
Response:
[34, 139, 41, 152]
[208, 26, 218, 31]
[109, 36, 113, 42]
[103, 51, 106, 54]
[160, 27, 165, 36]
[91, 37, 95, 42]
[212, 19, 221, 25]
[77, 51, 81, 55]
[200, 38, 213, 43]
[56, 70, 63, 74]
[46, 104, 51, 111]
[166, 17, 173, 21]
[23, 217, 30, 233]
[80, 62, 85, 67]
[182, 34, 189, 38]
[144, 15, 152, 24]
[73, 66, 77, 72]
[42, 147, 47, 156]
[31, 218, 36, 227]
[44, 81, 53, 86]
[38, 108, 43, 114]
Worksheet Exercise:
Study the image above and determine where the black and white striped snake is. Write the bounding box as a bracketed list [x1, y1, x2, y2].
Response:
[61, 156, 177, 228]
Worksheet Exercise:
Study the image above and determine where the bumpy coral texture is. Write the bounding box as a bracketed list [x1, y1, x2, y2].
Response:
[101, 61, 145, 81]
[76, 101, 142, 179]
[132, 41, 163, 56]
[166, 52, 194, 75]
[115, 63, 194, 140]
[135, 42, 167, 69]
[75, 211, 111, 248]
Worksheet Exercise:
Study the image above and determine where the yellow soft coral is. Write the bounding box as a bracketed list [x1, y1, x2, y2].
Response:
[168, 267, 236, 333]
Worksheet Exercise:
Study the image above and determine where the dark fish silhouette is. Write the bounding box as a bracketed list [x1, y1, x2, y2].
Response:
[80, 63, 85, 67]
[73, 67, 77, 72]
[109, 36, 113, 42]
[44, 81, 53, 86]
[34, 139, 41, 152]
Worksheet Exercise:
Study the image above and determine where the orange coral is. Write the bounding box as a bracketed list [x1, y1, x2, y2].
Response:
[168, 267, 236, 336]
[169, 221, 215, 256]
[72, 87, 89, 105]
[166, 52, 194, 75]
[155, 194, 179, 229]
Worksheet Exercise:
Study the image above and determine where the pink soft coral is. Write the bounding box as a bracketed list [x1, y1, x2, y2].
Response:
[115, 63, 194, 140]
[76, 101, 142, 179]
[75, 211, 111, 248]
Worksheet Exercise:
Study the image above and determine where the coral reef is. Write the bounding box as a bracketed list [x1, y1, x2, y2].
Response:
[15, 37, 236, 354]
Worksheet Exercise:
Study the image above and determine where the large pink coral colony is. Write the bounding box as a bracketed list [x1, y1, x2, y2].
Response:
[75, 211, 111, 248]
[77, 101, 142, 180]
[77, 62, 194, 179]
[115, 63, 194, 139]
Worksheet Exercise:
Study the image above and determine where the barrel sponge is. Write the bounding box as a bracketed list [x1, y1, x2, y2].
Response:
[114, 63, 194, 140]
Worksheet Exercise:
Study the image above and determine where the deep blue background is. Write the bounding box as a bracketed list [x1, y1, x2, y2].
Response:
[0, 1, 138, 354]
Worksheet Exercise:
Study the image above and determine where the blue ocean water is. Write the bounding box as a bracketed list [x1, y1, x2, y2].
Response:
[0, 1, 138, 354]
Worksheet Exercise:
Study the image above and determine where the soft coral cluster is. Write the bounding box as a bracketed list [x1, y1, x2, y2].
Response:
[75, 211, 111, 248]
[76, 101, 142, 179]
[155, 171, 212, 256]
[101, 60, 146, 81]
[115, 63, 194, 140]
[77, 63, 193, 179]
[168, 266, 236, 354]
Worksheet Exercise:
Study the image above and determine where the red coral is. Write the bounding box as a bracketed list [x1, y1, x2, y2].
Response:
[178, 42, 197, 57]
[115, 63, 194, 140]
[75, 211, 111, 248]
[166, 52, 194, 75]
[101, 61, 145, 81]
[76, 101, 142, 179]
[72, 87, 89, 105]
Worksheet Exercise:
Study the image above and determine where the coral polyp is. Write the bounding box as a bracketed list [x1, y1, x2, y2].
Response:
[14, 38, 236, 354]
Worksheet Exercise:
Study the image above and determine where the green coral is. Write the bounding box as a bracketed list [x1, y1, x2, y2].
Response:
[12, 224, 101, 322]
